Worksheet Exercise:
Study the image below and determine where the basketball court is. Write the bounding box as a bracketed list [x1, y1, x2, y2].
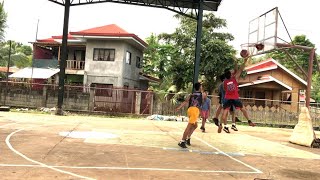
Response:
[0, 112, 319, 180]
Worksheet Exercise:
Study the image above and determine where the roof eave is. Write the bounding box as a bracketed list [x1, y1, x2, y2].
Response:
[71, 35, 147, 49]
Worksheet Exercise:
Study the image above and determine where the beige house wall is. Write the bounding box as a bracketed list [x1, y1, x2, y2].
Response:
[83, 40, 144, 89]
[238, 68, 307, 113]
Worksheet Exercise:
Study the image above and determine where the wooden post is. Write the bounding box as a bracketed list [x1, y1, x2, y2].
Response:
[149, 93, 154, 115]
[58, 46, 61, 62]
[306, 48, 315, 108]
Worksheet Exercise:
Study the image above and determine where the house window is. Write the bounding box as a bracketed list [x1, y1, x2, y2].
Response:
[281, 92, 292, 104]
[93, 48, 115, 61]
[243, 90, 253, 98]
[95, 84, 113, 97]
[136, 56, 141, 68]
[126, 51, 131, 64]
[123, 85, 129, 98]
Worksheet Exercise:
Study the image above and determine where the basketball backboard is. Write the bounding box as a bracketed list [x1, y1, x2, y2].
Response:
[243, 7, 292, 56]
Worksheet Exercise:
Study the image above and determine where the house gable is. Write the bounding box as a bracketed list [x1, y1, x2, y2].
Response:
[239, 75, 292, 90]
[245, 58, 307, 86]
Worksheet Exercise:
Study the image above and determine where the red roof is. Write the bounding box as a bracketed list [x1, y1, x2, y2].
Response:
[52, 34, 75, 40]
[246, 58, 277, 72]
[35, 24, 147, 47]
[71, 24, 128, 35]
[36, 34, 75, 43]
[36, 38, 57, 43]
[70, 24, 147, 47]
[0, 67, 19, 73]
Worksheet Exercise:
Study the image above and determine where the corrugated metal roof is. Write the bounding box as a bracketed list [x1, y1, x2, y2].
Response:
[49, 0, 222, 11]
[9, 67, 59, 79]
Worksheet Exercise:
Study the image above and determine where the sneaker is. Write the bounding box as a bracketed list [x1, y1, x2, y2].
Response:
[235, 117, 242, 122]
[248, 120, 256, 127]
[200, 127, 205, 133]
[218, 124, 223, 133]
[212, 118, 219, 126]
[186, 138, 191, 146]
[223, 127, 230, 133]
[231, 125, 238, 131]
[178, 141, 188, 148]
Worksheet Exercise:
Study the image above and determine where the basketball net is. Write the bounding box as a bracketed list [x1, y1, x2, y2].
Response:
[240, 43, 260, 56]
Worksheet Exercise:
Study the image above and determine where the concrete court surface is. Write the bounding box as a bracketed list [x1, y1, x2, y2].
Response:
[0, 112, 319, 180]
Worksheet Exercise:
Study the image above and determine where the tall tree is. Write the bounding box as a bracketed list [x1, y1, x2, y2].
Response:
[143, 34, 180, 91]
[159, 13, 236, 94]
[0, 1, 7, 41]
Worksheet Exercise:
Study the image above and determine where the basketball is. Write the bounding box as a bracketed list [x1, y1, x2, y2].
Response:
[255, 43, 264, 51]
[240, 49, 249, 58]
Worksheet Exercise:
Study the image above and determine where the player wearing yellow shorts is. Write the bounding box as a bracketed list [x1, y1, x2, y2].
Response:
[175, 82, 203, 148]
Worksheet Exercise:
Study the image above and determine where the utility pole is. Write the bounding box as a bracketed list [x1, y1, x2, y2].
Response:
[192, 0, 203, 92]
[56, 0, 71, 115]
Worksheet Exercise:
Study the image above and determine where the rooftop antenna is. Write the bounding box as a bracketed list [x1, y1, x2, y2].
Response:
[30, 19, 39, 83]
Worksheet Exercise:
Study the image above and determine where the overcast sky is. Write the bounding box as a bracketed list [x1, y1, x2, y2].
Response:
[4, 0, 319, 53]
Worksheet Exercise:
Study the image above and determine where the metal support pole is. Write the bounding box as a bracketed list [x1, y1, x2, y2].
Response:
[192, 0, 203, 92]
[56, 0, 70, 115]
[306, 48, 315, 108]
[282, 49, 308, 78]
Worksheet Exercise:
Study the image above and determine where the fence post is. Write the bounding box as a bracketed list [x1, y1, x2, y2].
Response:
[42, 85, 47, 107]
[0, 84, 2, 104]
[135, 91, 141, 115]
[88, 87, 95, 112]
[149, 93, 154, 115]
[66, 86, 70, 108]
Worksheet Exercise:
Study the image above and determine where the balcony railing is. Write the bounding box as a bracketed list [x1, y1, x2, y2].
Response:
[66, 60, 85, 70]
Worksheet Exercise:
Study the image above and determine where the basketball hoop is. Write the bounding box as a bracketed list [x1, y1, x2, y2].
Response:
[240, 43, 262, 58]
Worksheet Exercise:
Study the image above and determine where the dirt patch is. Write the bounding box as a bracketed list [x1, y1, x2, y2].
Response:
[278, 169, 320, 180]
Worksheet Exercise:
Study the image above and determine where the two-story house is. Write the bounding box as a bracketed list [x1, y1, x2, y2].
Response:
[32, 24, 157, 90]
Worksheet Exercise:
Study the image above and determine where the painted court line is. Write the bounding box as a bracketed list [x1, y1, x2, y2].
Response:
[162, 147, 245, 156]
[0, 164, 260, 174]
[193, 135, 262, 173]
[176, 127, 262, 174]
[3, 121, 260, 176]
[5, 128, 95, 180]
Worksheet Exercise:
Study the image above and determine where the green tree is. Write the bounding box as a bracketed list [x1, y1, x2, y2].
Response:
[267, 35, 315, 75]
[0, 41, 32, 68]
[0, 1, 7, 41]
[311, 72, 320, 102]
[143, 34, 181, 91]
[266, 35, 320, 101]
[159, 13, 236, 94]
